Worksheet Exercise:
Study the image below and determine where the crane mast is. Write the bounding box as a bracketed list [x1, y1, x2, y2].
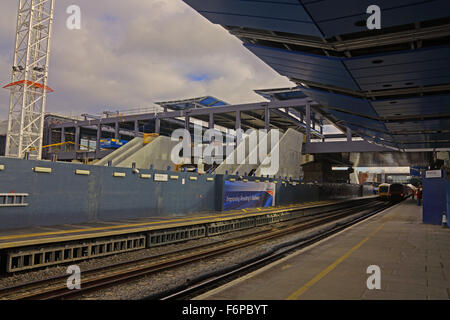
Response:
[4, 0, 55, 160]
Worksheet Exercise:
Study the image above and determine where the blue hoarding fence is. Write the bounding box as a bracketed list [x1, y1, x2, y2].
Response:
[224, 180, 275, 211]
[410, 166, 426, 177]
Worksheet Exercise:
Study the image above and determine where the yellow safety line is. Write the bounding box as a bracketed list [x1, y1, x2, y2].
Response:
[286, 218, 390, 300]
[0, 201, 333, 242]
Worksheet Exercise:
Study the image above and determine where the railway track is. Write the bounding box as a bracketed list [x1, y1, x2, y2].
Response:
[0, 199, 392, 300]
[160, 200, 397, 300]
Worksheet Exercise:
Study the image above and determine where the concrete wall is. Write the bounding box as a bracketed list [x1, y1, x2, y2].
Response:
[95, 137, 143, 166]
[276, 182, 320, 205]
[362, 184, 376, 196]
[95, 136, 179, 170]
[0, 157, 218, 230]
[318, 183, 362, 200]
[116, 136, 179, 170]
[256, 128, 303, 179]
[215, 133, 255, 175]
[0, 157, 363, 230]
[234, 130, 273, 176]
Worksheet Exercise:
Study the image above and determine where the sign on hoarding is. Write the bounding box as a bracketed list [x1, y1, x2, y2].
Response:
[224, 181, 275, 211]
[425, 170, 442, 179]
[410, 166, 426, 177]
[154, 173, 169, 182]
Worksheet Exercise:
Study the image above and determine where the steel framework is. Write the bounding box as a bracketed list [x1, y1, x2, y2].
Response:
[4, 0, 55, 160]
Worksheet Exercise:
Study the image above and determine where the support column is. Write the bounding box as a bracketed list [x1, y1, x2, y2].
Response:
[185, 114, 190, 131]
[134, 120, 139, 137]
[346, 127, 352, 142]
[114, 122, 119, 139]
[60, 127, 65, 143]
[75, 126, 80, 152]
[306, 102, 311, 143]
[96, 122, 101, 153]
[155, 118, 160, 134]
[236, 111, 242, 145]
[265, 106, 270, 131]
[209, 113, 214, 130]
[208, 113, 214, 143]
[47, 128, 53, 146]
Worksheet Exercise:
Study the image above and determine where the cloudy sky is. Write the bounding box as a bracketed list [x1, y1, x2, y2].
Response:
[0, 0, 294, 120]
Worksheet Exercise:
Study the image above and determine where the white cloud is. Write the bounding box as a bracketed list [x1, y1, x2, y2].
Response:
[0, 0, 293, 119]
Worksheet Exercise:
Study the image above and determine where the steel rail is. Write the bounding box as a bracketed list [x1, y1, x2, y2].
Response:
[159, 200, 395, 300]
[0, 199, 385, 300]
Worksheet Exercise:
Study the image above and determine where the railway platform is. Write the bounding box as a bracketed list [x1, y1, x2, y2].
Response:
[0, 200, 340, 250]
[0, 198, 381, 273]
[195, 199, 450, 300]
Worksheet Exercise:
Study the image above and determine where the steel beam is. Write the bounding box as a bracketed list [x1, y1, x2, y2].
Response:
[236, 110, 242, 145]
[48, 98, 313, 129]
[271, 109, 323, 138]
[74, 126, 80, 151]
[303, 141, 392, 153]
[134, 120, 138, 137]
[96, 123, 101, 152]
[230, 24, 450, 52]
[114, 122, 119, 139]
[209, 113, 214, 129]
[306, 102, 311, 143]
[155, 118, 160, 134]
[60, 127, 65, 144]
[346, 127, 352, 142]
[185, 114, 190, 131]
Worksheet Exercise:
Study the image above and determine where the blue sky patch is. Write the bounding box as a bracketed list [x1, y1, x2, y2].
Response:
[99, 15, 119, 23]
[188, 73, 212, 82]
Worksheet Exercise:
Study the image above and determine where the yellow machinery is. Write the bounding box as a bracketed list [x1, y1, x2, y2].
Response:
[143, 133, 159, 145]
[29, 141, 75, 152]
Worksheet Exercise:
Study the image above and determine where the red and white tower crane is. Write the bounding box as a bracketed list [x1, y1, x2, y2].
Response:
[3, 0, 55, 160]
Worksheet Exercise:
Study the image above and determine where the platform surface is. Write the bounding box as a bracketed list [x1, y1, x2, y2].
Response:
[0, 200, 346, 249]
[196, 199, 450, 300]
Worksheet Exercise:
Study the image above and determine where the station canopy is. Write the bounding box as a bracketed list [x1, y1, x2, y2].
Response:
[183, 0, 450, 151]
[155, 96, 228, 111]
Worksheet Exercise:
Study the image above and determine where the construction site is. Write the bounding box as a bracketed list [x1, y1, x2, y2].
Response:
[0, 0, 448, 305]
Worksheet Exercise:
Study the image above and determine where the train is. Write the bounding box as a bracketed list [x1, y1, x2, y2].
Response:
[378, 183, 414, 201]
[378, 183, 390, 200]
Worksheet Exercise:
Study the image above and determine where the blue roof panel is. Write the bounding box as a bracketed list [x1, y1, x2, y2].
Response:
[300, 87, 379, 118]
[345, 124, 397, 148]
[156, 96, 228, 110]
[245, 44, 360, 91]
[398, 142, 450, 149]
[346, 124, 394, 141]
[183, 0, 323, 37]
[371, 94, 450, 118]
[302, 0, 450, 38]
[386, 118, 450, 132]
[344, 46, 450, 91]
[393, 133, 450, 143]
[327, 109, 388, 132]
